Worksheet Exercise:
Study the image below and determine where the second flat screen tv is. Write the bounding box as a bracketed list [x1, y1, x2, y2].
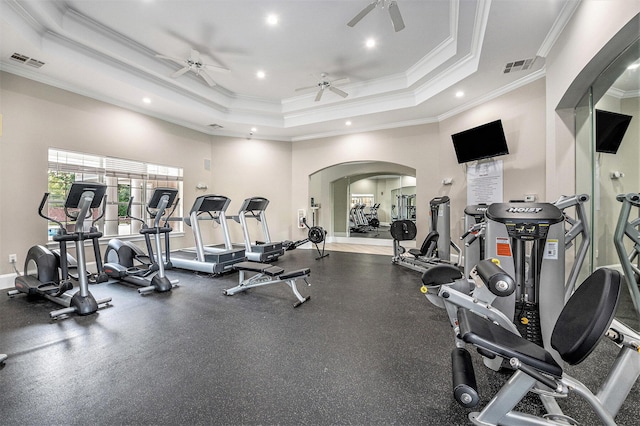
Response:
[595, 109, 633, 154]
[451, 119, 509, 164]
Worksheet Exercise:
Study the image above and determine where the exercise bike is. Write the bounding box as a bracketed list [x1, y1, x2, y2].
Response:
[8, 182, 112, 319]
[103, 188, 179, 294]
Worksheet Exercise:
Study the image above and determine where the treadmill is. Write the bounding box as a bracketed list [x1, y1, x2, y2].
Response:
[233, 197, 284, 262]
[171, 194, 246, 274]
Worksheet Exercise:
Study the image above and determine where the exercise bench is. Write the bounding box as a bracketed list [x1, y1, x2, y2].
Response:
[224, 261, 311, 307]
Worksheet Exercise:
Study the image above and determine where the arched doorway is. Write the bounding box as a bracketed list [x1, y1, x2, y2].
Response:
[309, 161, 416, 245]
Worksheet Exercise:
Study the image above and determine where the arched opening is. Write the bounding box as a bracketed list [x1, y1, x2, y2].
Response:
[309, 161, 416, 246]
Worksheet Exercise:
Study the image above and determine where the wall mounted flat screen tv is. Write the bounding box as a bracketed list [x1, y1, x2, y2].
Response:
[451, 119, 509, 164]
[595, 109, 633, 154]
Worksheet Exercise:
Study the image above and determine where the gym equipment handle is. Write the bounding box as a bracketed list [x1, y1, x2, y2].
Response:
[510, 358, 561, 392]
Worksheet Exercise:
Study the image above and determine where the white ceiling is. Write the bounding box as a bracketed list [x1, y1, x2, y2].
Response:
[1, 0, 586, 141]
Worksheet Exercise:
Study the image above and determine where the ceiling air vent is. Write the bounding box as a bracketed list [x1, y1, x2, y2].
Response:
[208, 124, 223, 129]
[10, 53, 28, 63]
[503, 57, 535, 74]
[26, 58, 45, 68]
[10, 52, 45, 68]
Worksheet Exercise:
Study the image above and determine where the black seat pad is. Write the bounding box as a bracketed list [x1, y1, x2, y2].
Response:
[280, 268, 310, 279]
[421, 264, 463, 286]
[551, 268, 621, 365]
[458, 308, 562, 377]
[408, 231, 439, 257]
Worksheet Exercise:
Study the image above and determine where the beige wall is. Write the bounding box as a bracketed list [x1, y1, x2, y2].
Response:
[0, 72, 292, 276]
[309, 162, 415, 235]
[437, 78, 547, 241]
[293, 78, 547, 245]
[544, 4, 640, 201]
[1, 2, 638, 280]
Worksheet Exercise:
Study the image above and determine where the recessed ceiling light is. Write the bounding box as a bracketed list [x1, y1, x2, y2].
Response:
[455, 91, 464, 98]
[256, 70, 266, 79]
[266, 14, 278, 26]
[142, 97, 151, 104]
[251, 127, 257, 133]
[365, 38, 376, 49]
[345, 121, 352, 126]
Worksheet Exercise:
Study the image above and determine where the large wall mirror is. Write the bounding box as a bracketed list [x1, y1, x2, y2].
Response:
[308, 161, 416, 243]
[576, 36, 639, 295]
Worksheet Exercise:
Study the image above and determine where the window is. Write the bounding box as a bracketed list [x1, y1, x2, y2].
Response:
[47, 149, 183, 240]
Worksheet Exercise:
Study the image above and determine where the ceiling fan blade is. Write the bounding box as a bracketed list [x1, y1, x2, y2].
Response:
[171, 67, 190, 78]
[328, 86, 348, 98]
[347, 1, 377, 27]
[315, 88, 324, 102]
[329, 77, 350, 86]
[199, 70, 216, 87]
[156, 54, 186, 66]
[204, 64, 230, 73]
[388, 1, 405, 32]
[295, 84, 319, 92]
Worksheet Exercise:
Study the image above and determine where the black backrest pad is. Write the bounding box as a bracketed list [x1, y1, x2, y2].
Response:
[419, 231, 439, 255]
[390, 220, 417, 241]
[551, 268, 621, 365]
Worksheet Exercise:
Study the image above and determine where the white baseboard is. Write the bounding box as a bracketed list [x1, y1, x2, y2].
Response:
[0, 273, 17, 290]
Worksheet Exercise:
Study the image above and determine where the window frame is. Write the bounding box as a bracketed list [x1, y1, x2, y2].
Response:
[47, 148, 184, 241]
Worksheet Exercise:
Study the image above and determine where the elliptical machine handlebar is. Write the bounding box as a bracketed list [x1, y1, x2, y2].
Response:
[126, 196, 146, 227]
[38, 192, 66, 232]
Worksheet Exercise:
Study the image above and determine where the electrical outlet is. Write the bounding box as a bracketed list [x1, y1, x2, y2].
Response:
[9, 254, 17, 263]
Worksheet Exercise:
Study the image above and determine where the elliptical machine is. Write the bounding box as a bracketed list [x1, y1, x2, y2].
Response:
[103, 188, 179, 294]
[8, 182, 112, 318]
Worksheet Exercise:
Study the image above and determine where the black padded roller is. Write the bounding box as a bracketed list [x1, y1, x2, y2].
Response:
[475, 259, 516, 296]
[451, 348, 479, 408]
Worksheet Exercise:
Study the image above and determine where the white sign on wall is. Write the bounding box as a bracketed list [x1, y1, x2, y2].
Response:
[466, 160, 504, 205]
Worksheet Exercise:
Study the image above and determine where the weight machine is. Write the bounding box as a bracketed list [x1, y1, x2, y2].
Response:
[614, 193, 640, 317]
[391, 196, 460, 273]
[458, 266, 640, 426]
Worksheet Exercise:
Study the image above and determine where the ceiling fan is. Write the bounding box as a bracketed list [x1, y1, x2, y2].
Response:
[155, 49, 229, 87]
[295, 73, 349, 102]
[347, 0, 405, 32]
